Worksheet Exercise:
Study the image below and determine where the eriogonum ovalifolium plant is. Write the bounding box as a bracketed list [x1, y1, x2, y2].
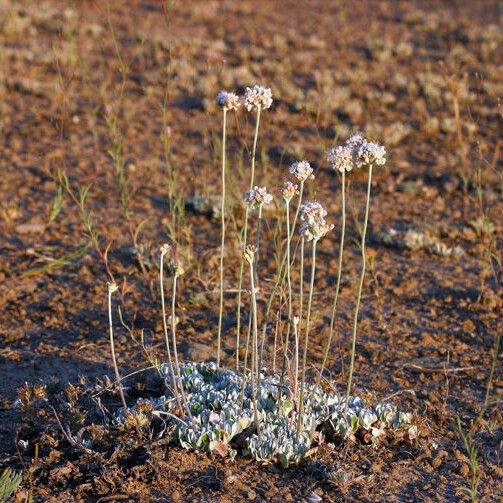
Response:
[104, 87, 411, 467]
[114, 363, 416, 466]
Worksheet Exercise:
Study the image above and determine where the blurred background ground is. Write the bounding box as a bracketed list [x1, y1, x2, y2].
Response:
[0, 0, 501, 501]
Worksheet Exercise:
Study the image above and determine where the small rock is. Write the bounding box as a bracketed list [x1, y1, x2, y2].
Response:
[458, 464, 470, 477]
[247, 490, 257, 500]
[462, 319, 476, 333]
[172, 490, 180, 502]
[431, 450, 448, 469]
[16, 223, 44, 234]
[307, 492, 322, 502]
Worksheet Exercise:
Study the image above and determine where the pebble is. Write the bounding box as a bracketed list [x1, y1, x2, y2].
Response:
[15, 223, 44, 234]
[458, 464, 470, 477]
[431, 450, 448, 469]
[171, 490, 180, 502]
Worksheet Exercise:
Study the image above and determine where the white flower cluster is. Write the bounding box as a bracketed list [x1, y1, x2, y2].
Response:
[244, 186, 273, 210]
[299, 201, 333, 242]
[300, 201, 327, 224]
[216, 90, 240, 111]
[327, 134, 386, 172]
[289, 160, 314, 182]
[327, 145, 353, 173]
[354, 140, 387, 168]
[280, 181, 299, 202]
[244, 85, 273, 112]
[114, 362, 415, 466]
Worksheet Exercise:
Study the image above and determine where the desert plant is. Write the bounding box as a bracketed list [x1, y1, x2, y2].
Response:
[456, 417, 481, 503]
[0, 468, 22, 503]
[87, 85, 403, 468]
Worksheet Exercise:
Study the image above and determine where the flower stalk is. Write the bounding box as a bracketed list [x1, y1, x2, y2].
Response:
[160, 245, 183, 415]
[297, 238, 317, 439]
[236, 105, 262, 370]
[245, 245, 262, 441]
[346, 164, 373, 405]
[107, 282, 128, 411]
[318, 170, 346, 385]
[216, 106, 227, 369]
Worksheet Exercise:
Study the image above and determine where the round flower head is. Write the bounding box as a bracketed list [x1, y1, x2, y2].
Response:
[107, 281, 118, 293]
[299, 201, 327, 225]
[216, 90, 240, 111]
[300, 219, 334, 242]
[289, 160, 314, 182]
[160, 243, 172, 255]
[280, 181, 299, 202]
[345, 133, 366, 151]
[243, 85, 273, 112]
[354, 140, 386, 168]
[244, 186, 273, 210]
[327, 145, 353, 173]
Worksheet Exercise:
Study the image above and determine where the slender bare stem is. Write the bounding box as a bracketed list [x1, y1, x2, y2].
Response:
[159, 248, 182, 413]
[346, 164, 373, 406]
[318, 170, 346, 385]
[107, 283, 127, 411]
[247, 251, 262, 442]
[272, 310, 280, 373]
[171, 273, 194, 422]
[297, 239, 317, 440]
[272, 181, 306, 407]
[238, 314, 253, 409]
[254, 204, 264, 284]
[261, 179, 305, 355]
[236, 106, 262, 370]
[285, 201, 293, 326]
[292, 316, 300, 401]
[299, 238, 305, 336]
[217, 108, 228, 369]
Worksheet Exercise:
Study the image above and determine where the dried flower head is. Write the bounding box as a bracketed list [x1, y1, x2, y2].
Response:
[244, 244, 257, 263]
[327, 146, 353, 173]
[354, 140, 386, 168]
[244, 85, 273, 112]
[107, 282, 118, 293]
[160, 243, 172, 255]
[168, 257, 185, 277]
[124, 410, 150, 430]
[299, 201, 333, 241]
[32, 384, 47, 400]
[299, 201, 327, 225]
[216, 91, 240, 111]
[280, 181, 299, 202]
[289, 160, 314, 182]
[244, 186, 273, 210]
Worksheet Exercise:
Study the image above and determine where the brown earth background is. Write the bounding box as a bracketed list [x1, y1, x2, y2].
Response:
[0, 0, 502, 501]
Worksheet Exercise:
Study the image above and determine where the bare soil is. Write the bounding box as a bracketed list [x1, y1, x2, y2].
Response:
[0, 0, 501, 501]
